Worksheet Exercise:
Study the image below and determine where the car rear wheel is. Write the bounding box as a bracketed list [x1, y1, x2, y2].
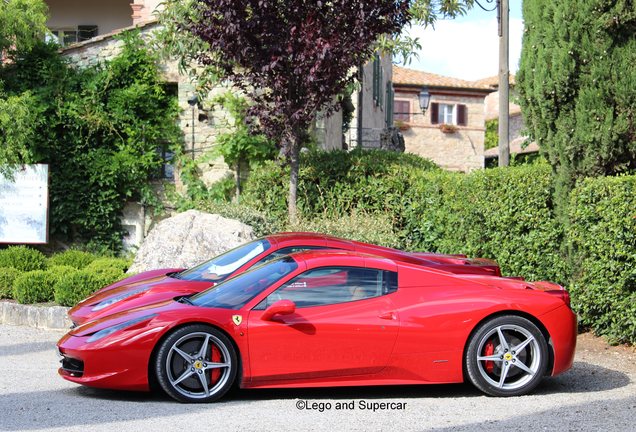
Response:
[155, 324, 237, 403]
[465, 315, 548, 397]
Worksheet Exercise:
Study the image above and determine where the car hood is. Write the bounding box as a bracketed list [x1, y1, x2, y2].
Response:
[92, 268, 185, 296]
[74, 268, 205, 309]
[68, 298, 234, 338]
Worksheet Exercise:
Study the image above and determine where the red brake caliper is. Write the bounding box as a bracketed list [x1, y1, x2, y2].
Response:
[209, 344, 222, 385]
[484, 340, 495, 373]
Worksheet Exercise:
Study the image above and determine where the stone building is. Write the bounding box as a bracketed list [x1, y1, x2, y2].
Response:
[477, 75, 539, 163]
[392, 66, 495, 172]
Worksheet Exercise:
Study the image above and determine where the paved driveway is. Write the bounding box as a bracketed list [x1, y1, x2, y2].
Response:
[0, 324, 634, 432]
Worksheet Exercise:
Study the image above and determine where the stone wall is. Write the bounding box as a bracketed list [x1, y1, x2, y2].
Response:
[394, 90, 486, 172]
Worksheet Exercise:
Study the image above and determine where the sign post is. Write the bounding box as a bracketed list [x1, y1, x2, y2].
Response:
[0, 164, 49, 244]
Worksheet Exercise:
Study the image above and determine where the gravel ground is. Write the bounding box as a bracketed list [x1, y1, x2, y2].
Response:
[0, 324, 634, 432]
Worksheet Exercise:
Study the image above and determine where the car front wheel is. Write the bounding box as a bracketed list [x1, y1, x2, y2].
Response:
[155, 324, 237, 403]
[465, 315, 548, 397]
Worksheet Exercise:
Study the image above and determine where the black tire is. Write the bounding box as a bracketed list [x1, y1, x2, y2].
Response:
[154, 324, 238, 403]
[465, 315, 548, 397]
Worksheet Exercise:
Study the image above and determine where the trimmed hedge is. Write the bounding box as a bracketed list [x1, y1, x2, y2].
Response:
[290, 211, 401, 249]
[47, 250, 96, 269]
[54, 269, 126, 307]
[242, 149, 439, 222]
[13, 270, 58, 304]
[0, 267, 20, 299]
[568, 176, 636, 344]
[0, 246, 47, 272]
[401, 165, 568, 284]
[245, 155, 567, 284]
[85, 257, 131, 274]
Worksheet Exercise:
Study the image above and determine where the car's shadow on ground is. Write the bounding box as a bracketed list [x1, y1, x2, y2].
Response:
[1, 361, 630, 431]
[71, 360, 632, 404]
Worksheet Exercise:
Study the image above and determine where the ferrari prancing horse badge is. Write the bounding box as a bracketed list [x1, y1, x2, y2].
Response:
[232, 315, 242, 326]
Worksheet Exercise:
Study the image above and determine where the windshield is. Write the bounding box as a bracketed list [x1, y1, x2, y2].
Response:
[190, 256, 298, 309]
[176, 239, 271, 282]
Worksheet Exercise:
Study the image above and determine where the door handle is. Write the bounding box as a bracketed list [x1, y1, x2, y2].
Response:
[378, 311, 396, 320]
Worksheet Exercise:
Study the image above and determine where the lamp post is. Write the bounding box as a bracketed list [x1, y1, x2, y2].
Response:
[187, 95, 198, 160]
[418, 87, 431, 114]
[476, 0, 510, 166]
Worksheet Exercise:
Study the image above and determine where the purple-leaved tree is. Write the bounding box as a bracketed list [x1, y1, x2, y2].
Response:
[183, 0, 412, 221]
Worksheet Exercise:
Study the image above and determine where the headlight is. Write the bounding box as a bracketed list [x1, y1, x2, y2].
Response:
[87, 314, 157, 343]
[91, 287, 151, 311]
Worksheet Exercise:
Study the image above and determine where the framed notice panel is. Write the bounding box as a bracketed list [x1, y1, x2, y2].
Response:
[0, 164, 49, 244]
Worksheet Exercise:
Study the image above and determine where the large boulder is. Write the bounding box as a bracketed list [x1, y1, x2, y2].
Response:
[128, 210, 255, 273]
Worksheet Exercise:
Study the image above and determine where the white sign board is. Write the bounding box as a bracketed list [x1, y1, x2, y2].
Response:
[0, 165, 49, 244]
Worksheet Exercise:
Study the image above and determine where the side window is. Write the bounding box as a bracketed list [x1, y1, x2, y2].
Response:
[253, 246, 326, 266]
[259, 267, 397, 309]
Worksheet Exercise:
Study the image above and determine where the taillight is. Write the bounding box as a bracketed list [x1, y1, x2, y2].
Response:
[545, 289, 571, 308]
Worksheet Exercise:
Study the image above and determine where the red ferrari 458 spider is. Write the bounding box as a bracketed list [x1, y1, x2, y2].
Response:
[58, 250, 576, 402]
[68, 233, 501, 326]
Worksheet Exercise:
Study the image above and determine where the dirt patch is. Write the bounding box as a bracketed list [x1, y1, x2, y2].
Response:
[575, 332, 636, 374]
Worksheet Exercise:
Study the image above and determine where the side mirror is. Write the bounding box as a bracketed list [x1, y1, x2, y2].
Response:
[261, 299, 296, 321]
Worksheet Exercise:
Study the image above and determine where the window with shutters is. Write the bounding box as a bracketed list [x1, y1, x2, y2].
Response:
[430, 102, 468, 126]
[394, 100, 411, 122]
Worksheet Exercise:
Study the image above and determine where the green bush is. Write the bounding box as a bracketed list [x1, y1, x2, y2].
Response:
[242, 149, 438, 222]
[290, 211, 401, 249]
[0, 267, 21, 299]
[568, 175, 636, 344]
[54, 269, 125, 307]
[0, 246, 47, 272]
[46, 265, 79, 283]
[13, 270, 57, 304]
[401, 164, 568, 283]
[85, 257, 131, 274]
[47, 250, 97, 269]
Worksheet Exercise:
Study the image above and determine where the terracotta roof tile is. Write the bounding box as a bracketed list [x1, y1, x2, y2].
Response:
[484, 138, 539, 158]
[393, 66, 493, 91]
[474, 74, 516, 88]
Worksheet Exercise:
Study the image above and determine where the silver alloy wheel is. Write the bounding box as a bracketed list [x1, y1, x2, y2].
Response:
[165, 331, 232, 399]
[475, 324, 541, 390]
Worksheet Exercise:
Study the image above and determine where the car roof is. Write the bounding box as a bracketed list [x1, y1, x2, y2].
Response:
[266, 232, 338, 243]
[285, 249, 408, 271]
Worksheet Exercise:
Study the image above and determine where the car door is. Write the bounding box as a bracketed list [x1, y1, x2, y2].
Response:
[247, 266, 400, 383]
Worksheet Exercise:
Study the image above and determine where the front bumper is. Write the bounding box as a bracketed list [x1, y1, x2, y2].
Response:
[56, 328, 160, 392]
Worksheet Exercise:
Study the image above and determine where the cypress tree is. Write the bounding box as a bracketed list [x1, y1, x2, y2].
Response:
[518, 0, 636, 203]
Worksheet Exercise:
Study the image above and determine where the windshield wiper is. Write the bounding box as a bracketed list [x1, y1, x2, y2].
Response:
[169, 271, 183, 280]
[178, 296, 193, 305]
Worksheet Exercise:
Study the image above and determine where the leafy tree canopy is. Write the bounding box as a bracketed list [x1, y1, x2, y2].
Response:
[157, 0, 473, 220]
[0, 0, 49, 56]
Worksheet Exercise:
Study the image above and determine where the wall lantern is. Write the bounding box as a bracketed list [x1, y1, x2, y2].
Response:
[418, 87, 431, 114]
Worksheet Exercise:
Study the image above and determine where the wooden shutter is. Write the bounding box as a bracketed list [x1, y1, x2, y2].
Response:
[372, 55, 380, 106]
[457, 104, 467, 126]
[430, 102, 439, 124]
[385, 81, 394, 127]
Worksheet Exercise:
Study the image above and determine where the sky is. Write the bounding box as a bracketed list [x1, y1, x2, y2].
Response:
[404, 0, 524, 81]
